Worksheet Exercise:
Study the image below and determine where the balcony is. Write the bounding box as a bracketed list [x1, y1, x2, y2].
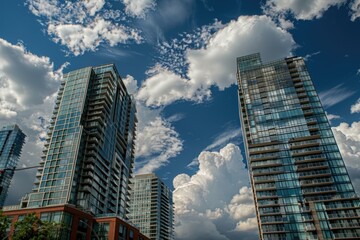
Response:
[327, 212, 360, 220]
[296, 162, 329, 172]
[290, 140, 320, 149]
[300, 178, 334, 187]
[326, 203, 360, 210]
[298, 169, 331, 179]
[301, 104, 311, 110]
[302, 186, 337, 195]
[330, 222, 360, 229]
[303, 109, 314, 116]
[294, 155, 326, 164]
[292, 149, 322, 157]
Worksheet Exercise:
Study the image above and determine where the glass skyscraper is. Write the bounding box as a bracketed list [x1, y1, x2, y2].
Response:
[237, 53, 360, 240]
[128, 173, 174, 240]
[25, 64, 137, 218]
[0, 125, 26, 207]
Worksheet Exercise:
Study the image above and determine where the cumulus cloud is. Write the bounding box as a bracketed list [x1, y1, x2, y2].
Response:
[350, 98, 360, 113]
[122, 0, 156, 18]
[138, 15, 295, 107]
[332, 121, 360, 194]
[173, 144, 257, 239]
[263, 0, 347, 20]
[0, 38, 63, 116]
[122, 75, 139, 95]
[26, 0, 142, 55]
[319, 84, 356, 108]
[137, 64, 210, 106]
[350, 0, 360, 21]
[333, 122, 360, 169]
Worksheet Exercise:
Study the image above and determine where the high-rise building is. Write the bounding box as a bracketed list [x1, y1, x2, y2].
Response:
[25, 64, 137, 218]
[237, 53, 360, 240]
[0, 125, 26, 207]
[128, 173, 174, 240]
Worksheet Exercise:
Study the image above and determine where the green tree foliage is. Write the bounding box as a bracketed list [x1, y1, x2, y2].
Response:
[0, 211, 10, 239]
[12, 213, 63, 240]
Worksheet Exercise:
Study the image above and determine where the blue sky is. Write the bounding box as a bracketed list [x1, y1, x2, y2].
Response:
[1, 0, 360, 239]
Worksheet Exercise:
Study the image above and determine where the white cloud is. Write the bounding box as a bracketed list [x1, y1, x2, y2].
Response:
[303, 51, 321, 61]
[235, 217, 258, 231]
[27, 0, 60, 18]
[122, 75, 138, 95]
[166, 113, 185, 123]
[319, 84, 355, 108]
[332, 121, 360, 194]
[263, 0, 347, 20]
[351, 98, 360, 113]
[48, 17, 142, 56]
[0, 38, 63, 115]
[332, 122, 360, 169]
[83, 0, 105, 16]
[325, 111, 341, 123]
[173, 144, 257, 239]
[139, 15, 295, 107]
[122, 0, 156, 18]
[26, 0, 143, 55]
[137, 64, 210, 106]
[204, 128, 242, 151]
[135, 115, 183, 174]
[350, 0, 360, 21]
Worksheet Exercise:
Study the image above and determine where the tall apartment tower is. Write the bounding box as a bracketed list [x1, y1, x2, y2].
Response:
[237, 53, 360, 240]
[0, 125, 26, 207]
[25, 64, 137, 218]
[128, 174, 174, 240]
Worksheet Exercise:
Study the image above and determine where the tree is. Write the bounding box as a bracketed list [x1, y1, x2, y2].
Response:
[0, 211, 10, 239]
[12, 213, 63, 240]
[13, 213, 40, 240]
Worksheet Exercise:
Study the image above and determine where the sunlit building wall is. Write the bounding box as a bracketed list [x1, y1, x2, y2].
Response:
[128, 174, 174, 240]
[237, 53, 360, 240]
[25, 64, 137, 218]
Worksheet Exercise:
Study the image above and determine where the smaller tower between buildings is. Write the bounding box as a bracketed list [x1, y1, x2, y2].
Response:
[128, 173, 174, 240]
[0, 125, 26, 207]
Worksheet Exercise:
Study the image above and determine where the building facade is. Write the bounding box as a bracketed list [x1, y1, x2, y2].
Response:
[128, 174, 174, 240]
[0, 125, 26, 207]
[237, 53, 360, 240]
[24, 64, 137, 218]
[2, 204, 149, 240]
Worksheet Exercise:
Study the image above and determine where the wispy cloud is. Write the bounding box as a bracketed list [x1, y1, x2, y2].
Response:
[167, 113, 185, 122]
[319, 84, 356, 108]
[303, 51, 320, 61]
[325, 111, 341, 123]
[205, 128, 242, 152]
